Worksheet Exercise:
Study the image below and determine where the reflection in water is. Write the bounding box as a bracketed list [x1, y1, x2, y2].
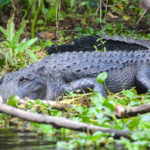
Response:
[0, 128, 125, 150]
[0, 128, 56, 150]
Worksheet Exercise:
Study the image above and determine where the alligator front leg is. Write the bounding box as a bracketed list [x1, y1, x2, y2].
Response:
[62, 78, 107, 97]
[136, 64, 150, 92]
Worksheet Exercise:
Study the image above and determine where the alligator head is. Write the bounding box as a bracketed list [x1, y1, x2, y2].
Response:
[0, 68, 61, 102]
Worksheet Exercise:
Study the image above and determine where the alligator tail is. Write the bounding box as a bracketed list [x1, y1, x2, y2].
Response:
[46, 35, 150, 54]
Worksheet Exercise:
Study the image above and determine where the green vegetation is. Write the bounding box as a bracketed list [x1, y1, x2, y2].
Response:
[0, 0, 150, 149]
[0, 0, 11, 9]
[0, 16, 38, 76]
[0, 16, 37, 69]
[2, 84, 150, 149]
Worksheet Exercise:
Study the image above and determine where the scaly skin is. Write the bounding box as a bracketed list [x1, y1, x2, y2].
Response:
[0, 50, 150, 102]
[46, 35, 150, 54]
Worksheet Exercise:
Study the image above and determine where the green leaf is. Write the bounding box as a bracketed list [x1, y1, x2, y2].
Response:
[28, 100, 35, 106]
[7, 16, 15, 42]
[7, 95, 20, 107]
[130, 87, 137, 96]
[11, 24, 26, 48]
[88, 0, 97, 8]
[0, 26, 7, 38]
[122, 90, 136, 98]
[20, 38, 38, 51]
[131, 132, 149, 140]
[140, 114, 150, 122]
[91, 131, 110, 141]
[39, 124, 54, 134]
[97, 72, 107, 84]
[35, 99, 43, 104]
[40, 40, 53, 47]
[0, 0, 11, 8]
[80, 1, 88, 7]
[103, 101, 114, 111]
[90, 91, 105, 106]
[70, 0, 76, 8]
[14, 38, 38, 55]
[14, 40, 26, 55]
[26, 49, 37, 62]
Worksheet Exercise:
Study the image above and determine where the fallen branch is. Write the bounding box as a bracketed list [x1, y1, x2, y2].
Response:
[115, 103, 150, 118]
[0, 103, 132, 138]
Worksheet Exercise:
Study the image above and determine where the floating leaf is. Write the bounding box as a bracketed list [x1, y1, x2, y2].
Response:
[122, 90, 136, 99]
[97, 72, 107, 84]
[7, 95, 20, 107]
[90, 91, 105, 106]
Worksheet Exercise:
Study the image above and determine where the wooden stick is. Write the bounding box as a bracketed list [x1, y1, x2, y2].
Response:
[136, 8, 148, 25]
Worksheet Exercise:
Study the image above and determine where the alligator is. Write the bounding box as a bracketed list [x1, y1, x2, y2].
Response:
[0, 50, 150, 102]
[46, 35, 150, 54]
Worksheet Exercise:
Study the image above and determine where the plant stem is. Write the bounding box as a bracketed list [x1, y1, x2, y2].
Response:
[55, 0, 60, 39]
[31, 0, 43, 38]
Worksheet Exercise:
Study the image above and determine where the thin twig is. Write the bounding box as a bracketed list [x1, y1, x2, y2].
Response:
[136, 8, 148, 25]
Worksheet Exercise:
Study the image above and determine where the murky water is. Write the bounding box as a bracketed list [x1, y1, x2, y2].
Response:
[0, 128, 125, 150]
[0, 128, 57, 150]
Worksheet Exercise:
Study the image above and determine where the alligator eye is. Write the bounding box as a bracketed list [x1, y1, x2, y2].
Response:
[0, 78, 2, 84]
[19, 76, 26, 83]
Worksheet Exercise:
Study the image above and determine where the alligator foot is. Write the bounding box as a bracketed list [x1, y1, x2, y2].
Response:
[62, 78, 106, 98]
